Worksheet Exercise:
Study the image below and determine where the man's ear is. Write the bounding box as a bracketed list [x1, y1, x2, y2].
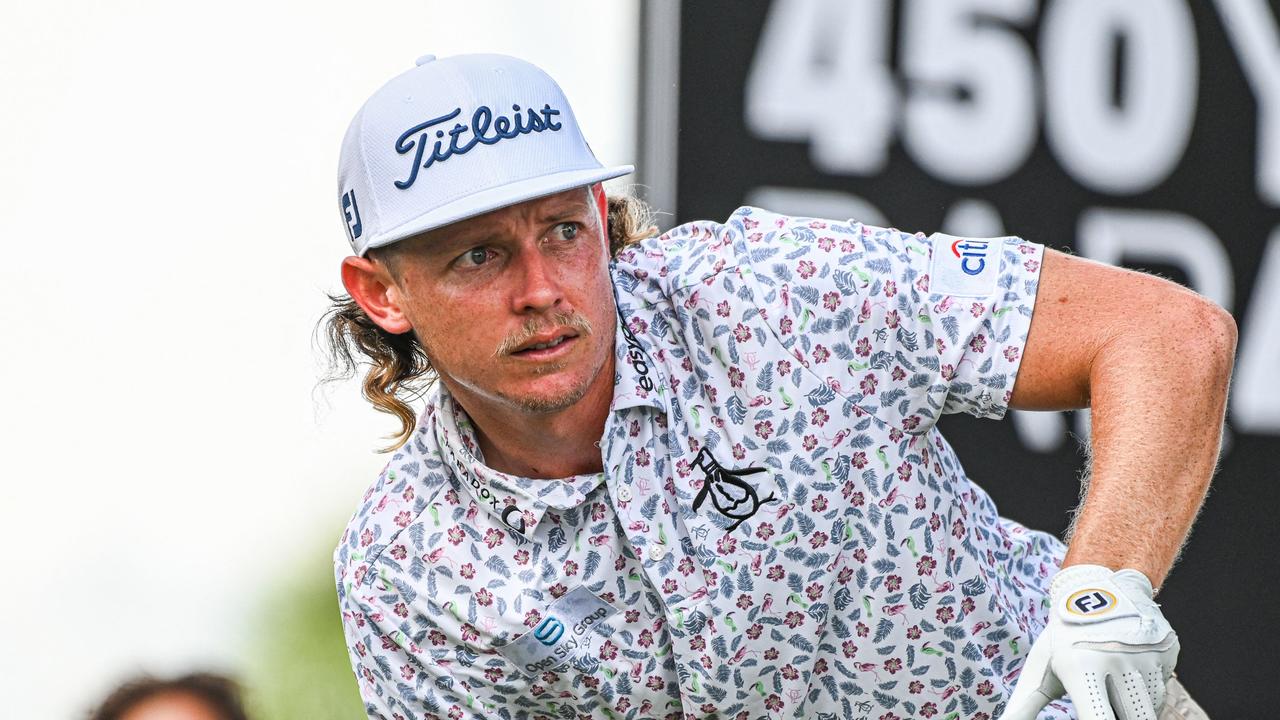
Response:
[340, 255, 414, 335]
[590, 182, 608, 239]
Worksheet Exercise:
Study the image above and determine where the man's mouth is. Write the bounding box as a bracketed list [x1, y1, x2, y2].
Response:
[512, 332, 579, 356]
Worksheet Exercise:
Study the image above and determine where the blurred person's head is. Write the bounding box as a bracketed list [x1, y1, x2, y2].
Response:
[319, 53, 653, 453]
[88, 672, 249, 720]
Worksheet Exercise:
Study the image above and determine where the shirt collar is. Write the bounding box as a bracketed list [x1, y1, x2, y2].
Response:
[430, 387, 605, 538]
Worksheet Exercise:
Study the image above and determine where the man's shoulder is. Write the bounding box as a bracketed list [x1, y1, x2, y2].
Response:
[332, 410, 450, 589]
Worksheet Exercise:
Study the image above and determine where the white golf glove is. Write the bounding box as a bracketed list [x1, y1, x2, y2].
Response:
[1003, 564, 1180, 720]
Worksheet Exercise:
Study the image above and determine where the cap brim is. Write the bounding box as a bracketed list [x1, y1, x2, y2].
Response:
[361, 164, 635, 255]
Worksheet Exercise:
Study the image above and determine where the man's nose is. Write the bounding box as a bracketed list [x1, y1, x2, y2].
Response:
[510, 248, 564, 314]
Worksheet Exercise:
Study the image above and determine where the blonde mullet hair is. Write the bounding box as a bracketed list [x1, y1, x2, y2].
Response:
[314, 192, 659, 453]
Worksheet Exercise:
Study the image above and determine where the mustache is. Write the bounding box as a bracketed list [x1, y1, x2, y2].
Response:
[494, 310, 594, 357]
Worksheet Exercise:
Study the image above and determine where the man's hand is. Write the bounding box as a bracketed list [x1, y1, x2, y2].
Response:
[1003, 564, 1180, 720]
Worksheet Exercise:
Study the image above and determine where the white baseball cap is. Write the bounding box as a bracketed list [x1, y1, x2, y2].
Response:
[336, 53, 634, 257]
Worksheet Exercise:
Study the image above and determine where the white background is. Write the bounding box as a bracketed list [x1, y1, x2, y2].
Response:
[0, 2, 637, 717]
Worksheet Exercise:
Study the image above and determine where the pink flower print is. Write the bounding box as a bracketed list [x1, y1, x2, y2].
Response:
[802, 434, 818, 451]
[781, 664, 800, 680]
[810, 494, 828, 513]
[475, 588, 493, 606]
[755, 420, 774, 439]
[599, 640, 618, 660]
[635, 448, 651, 467]
[884, 658, 903, 674]
[969, 334, 988, 353]
[889, 427, 903, 442]
[814, 658, 829, 674]
[920, 702, 938, 717]
[851, 451, 868, 469]
[400, 664, 415, 681]
[389, 545, 407, 561]
[764, 646, 779, 660]
[747, 623, 764, 640]
[902, 415, 921, 431]
[394, 510, 412, 528]
[822, 291, 841, 311]
[716, 300, 731, 317]
[628, 317, 648, 335]
[811, 407, 830, 427]
[513, 549, 530, 565]
[483, 529, 504, 549]
[897, 462, 912, 483]
[971, 302, 986, 318]
[805, 582, 824, 602]
[767, 564, 786, 580]
[563, 559, 579, 576]
[818, 236, 836, 252]
[429, 629, 447, 645]
[843, 640, 858, 657]
[1025, 258, 1040, 272]
[638, 628, 654, 647]
[460, 623, 479, 642]
[393, 602, 408, 618]
[459, 563, 475, 579]
[733, 323, 753, 343]
[884, 280, 897, 297]
[840, 238, 855, 253]
[484, 667, 504, 683]
[916, 555, 937, 576]
[909, 680, 924, 694]
[360, 529, 374, 547]
[952, 518, 966, 539]
[859, 373, 878, 396]
[885, 309, 901, 328]
[906, 625, 921, 640]
[717, 535, 738, 554]
[728, 366, 745, 388]
[779, 316, 794, 335]
[891, 365, 907, 381]
[737, 594, 754, 610]
[984, 643, 1000, 658]
[732, 442, 747, 460]
[961, 597, 976, 614]
[855, 337, 872, 356]
[765, 694, 784, 712]
[936, 605, 955, 623]
[838, 567, 854, 584]
[809, 531, 829, 549]
[885, 574, 902, 592]
[1004, 345, 1021, 362]
[784, 611, 805, 629]
[777, 359, 792, 376]
[662, 578, 677, 594]
[447, 526, 464, 545]
[878, 712, 901, 720]
[549, 583, 567, 598]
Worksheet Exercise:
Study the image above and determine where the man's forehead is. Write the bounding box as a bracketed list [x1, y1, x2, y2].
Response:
[408, 186, 595, 247]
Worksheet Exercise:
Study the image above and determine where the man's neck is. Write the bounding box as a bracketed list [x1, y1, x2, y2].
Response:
[445, 353, 616, 479]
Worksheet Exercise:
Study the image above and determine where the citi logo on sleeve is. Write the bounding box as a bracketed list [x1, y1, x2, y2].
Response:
[927, 232, 1003, 297]
[951, 238, 991, 276]
[1065, 588, 1118, 616]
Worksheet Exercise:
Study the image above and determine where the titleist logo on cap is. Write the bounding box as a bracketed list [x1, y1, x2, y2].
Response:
[395, 103, 564, 189]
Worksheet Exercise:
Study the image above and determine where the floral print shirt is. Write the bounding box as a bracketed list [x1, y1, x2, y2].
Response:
[335, 207, 1075, 720]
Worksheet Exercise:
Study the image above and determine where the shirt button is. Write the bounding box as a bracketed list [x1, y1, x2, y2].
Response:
[616, 485, 633, 503]
[648, 544, 668, 562]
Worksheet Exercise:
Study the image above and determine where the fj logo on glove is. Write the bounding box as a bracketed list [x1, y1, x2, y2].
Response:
[1065, 588, 1117, 616]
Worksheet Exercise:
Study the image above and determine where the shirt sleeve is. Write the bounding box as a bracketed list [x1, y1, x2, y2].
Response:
[729, 207, 1044, 429]
[336, 561, 492, 720]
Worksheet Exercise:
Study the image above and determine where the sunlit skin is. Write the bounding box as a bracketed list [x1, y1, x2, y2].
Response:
[117, 692, 225, 720]
[341, 183, 616, 479]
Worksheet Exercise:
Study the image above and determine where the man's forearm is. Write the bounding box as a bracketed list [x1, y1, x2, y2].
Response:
[1060, 296, 1237, 591]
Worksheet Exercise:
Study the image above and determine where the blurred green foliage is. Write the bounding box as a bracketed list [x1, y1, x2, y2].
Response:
[243, 530, 365, 720]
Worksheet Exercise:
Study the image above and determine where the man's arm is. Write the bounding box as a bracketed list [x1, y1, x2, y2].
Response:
[1008, 248, 1238, 590]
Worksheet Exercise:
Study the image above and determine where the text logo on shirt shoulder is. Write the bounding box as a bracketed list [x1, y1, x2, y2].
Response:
[691, 447, 778, 532]
[619, 316, 655, 393]
[1066, 588, 1118, 616]
[951, 238, 990, 276]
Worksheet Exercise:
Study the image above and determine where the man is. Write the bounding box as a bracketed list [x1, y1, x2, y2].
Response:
[88, 673, 250, 720]
[326, 53, 1234, 720]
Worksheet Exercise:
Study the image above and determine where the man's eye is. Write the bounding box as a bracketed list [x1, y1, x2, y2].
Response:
[556, 223, 579, 240]
[461, 247, 490, 266]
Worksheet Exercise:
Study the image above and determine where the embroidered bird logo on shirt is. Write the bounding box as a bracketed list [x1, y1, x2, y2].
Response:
[691, 447, 778, 532]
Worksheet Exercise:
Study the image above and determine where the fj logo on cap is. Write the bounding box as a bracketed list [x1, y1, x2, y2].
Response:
[341, 190, 362, 241]
[1066, 588, 1118, 616]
